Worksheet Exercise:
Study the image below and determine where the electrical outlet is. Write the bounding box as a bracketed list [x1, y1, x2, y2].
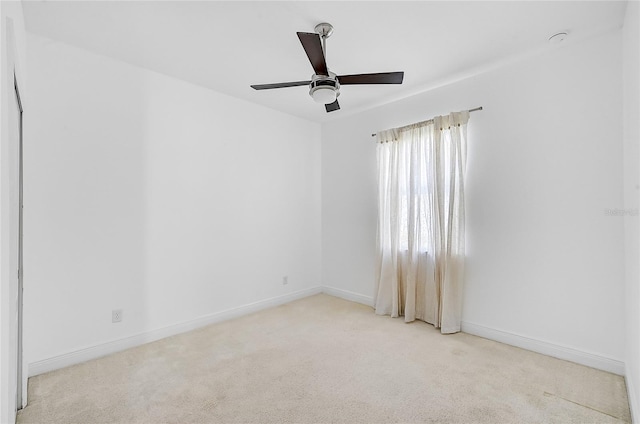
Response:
[282, 276, 288, 285]
[112, 309, 123, 323]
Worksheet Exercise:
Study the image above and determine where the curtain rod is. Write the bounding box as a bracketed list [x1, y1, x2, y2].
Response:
[371, 106, 483, 137]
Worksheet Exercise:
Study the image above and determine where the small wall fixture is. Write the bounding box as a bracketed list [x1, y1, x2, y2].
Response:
[549, 32, 568, 44]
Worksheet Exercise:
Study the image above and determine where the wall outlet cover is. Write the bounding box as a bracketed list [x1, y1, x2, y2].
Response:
[112, 309, 123, 323]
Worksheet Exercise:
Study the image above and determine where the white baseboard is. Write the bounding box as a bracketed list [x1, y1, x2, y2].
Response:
[29, 286, 322, 377]
[322, 285, 374, 307]
[29, 287, 626, 383]
[319, 291, 624, 376]
[626, 365, 638, 424]
[461, 321, 625, 376]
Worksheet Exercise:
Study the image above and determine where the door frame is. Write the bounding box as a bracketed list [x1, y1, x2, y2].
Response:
[14, 72, 23, 411]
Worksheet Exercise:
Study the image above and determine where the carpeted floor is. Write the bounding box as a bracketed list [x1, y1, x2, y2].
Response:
[18, 294, 630, 423]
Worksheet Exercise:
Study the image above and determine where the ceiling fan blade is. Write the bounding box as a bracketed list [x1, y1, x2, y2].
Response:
[325, 99, 340, 113]
[251, 81, 311, 90]
[297, 32, 328, 76]
[338, 72, 404, 85]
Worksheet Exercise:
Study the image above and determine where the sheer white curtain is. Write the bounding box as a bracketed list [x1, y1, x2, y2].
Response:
[374, 111, 469, 333]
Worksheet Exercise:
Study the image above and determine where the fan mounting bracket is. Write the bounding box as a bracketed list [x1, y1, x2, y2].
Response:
[314, 23, 334, 39]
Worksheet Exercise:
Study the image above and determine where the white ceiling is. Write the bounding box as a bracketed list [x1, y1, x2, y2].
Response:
[22, 1, 627, 123]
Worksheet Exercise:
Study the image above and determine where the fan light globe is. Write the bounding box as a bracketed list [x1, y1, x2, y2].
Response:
[311, 86, 337, 104]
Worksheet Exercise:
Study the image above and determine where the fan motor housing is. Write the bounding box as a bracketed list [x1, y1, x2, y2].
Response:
[309, 72, 340, 100]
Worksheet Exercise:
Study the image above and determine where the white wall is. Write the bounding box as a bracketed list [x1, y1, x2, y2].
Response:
[622, 0, 639, 420]
[0, 1, 26, 422]
[24, 33, 321, 371]
[322, 30, 626, 370]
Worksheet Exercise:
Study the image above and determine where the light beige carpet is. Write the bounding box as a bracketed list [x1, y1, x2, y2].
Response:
[18, 294, 630, 424]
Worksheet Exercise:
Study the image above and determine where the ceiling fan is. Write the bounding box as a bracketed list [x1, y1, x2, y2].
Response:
[250, 23, 404, 113]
